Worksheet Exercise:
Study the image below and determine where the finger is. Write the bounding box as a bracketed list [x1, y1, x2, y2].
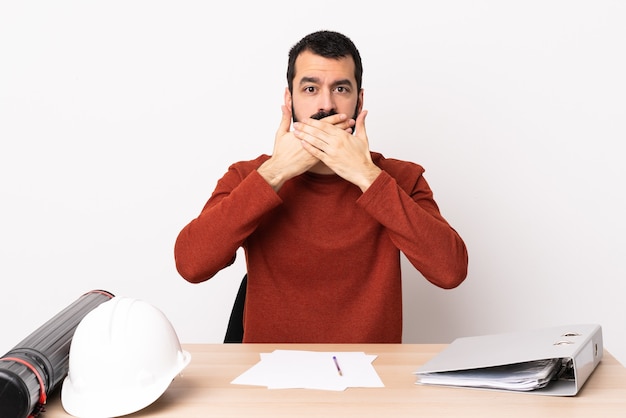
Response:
[294, 127, 327, 148]
[296, 115, 353, 136]
[319, 113, 348, 125]
[323, 113, 355, 132]
[276, 105, 292, 136]
[300, 114, 348, 132]
[355, 109, 368, 137]
[337, 117, 356, 132]
[300, 137, 325, 158]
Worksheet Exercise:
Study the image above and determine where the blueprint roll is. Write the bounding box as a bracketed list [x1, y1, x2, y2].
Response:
[0, 289, 114, 418]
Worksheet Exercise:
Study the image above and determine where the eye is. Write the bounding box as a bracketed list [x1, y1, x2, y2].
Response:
[335, 86, 351, 94]
[303, 86, 317, 94]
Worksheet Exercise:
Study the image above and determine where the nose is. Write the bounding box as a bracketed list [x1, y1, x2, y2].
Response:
[317, 88, 335, 113]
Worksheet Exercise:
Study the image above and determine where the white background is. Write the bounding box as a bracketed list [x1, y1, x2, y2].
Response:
[2, 1, 625, 365]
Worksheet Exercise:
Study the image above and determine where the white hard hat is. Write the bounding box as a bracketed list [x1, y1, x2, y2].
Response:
[61, 297, 191, 418]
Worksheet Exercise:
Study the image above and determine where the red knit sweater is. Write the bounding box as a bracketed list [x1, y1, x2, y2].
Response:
[175, 152, 468, 343]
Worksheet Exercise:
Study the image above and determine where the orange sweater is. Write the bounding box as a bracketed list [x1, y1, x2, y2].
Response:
[175, 152, 468, 343]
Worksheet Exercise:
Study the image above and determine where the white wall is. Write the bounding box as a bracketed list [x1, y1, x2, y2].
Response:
[2, 1, 625, 365]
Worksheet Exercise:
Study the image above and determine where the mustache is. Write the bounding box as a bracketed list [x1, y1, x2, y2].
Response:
[310, 109, 338, 120]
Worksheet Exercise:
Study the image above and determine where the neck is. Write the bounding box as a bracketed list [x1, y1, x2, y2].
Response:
[307, 161, 335, 175]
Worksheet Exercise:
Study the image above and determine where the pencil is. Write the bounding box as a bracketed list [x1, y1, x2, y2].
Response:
[333, 355, 343, 376]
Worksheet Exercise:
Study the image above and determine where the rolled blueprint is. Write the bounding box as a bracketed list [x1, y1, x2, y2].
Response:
[0, 289, 114, 418]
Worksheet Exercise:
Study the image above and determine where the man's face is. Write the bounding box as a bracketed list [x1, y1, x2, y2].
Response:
[287, 50, 362, 123]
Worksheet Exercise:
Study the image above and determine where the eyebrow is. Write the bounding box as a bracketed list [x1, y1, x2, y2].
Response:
[299, 77, 354, 89]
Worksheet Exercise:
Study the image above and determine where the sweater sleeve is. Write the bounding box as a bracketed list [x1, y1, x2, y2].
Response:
[174, 163, 282, 283]
[357, 169, 468, 289]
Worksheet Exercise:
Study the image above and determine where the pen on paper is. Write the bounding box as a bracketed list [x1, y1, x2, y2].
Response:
[333, 356, 343, 376]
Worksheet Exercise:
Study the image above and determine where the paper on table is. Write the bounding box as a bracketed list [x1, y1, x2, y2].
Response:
[416, 358, 563, 391]
[231, 350, 384, 391]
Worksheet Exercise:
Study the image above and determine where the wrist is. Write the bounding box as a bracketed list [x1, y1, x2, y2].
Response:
[357, 166, 382, 193]
[258, 160, 287, 192]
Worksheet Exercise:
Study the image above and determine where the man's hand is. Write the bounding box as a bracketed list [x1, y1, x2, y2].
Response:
[257, 105, 317, 191]
[294, 110, 381, 192]
[258, 106, 357, 191]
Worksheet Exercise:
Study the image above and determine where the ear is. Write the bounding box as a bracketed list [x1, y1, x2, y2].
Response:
[357, 88, 364, 113]
[284, 87, 292, 108]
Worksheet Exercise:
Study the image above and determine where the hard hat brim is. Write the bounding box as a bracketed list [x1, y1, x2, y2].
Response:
[61, 350, 191, 418]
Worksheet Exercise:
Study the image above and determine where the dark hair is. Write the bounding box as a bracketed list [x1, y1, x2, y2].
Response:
[286, 30, 363, 94]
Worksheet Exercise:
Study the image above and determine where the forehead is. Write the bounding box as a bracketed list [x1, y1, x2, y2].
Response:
[294, 50, 356, 84]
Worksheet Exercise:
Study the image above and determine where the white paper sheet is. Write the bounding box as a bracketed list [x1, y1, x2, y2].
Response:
[416, 358, 563, 391]
[231, 350, 384, 391]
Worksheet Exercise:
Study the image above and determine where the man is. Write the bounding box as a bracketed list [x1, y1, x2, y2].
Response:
[174, 30, 468, 343]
